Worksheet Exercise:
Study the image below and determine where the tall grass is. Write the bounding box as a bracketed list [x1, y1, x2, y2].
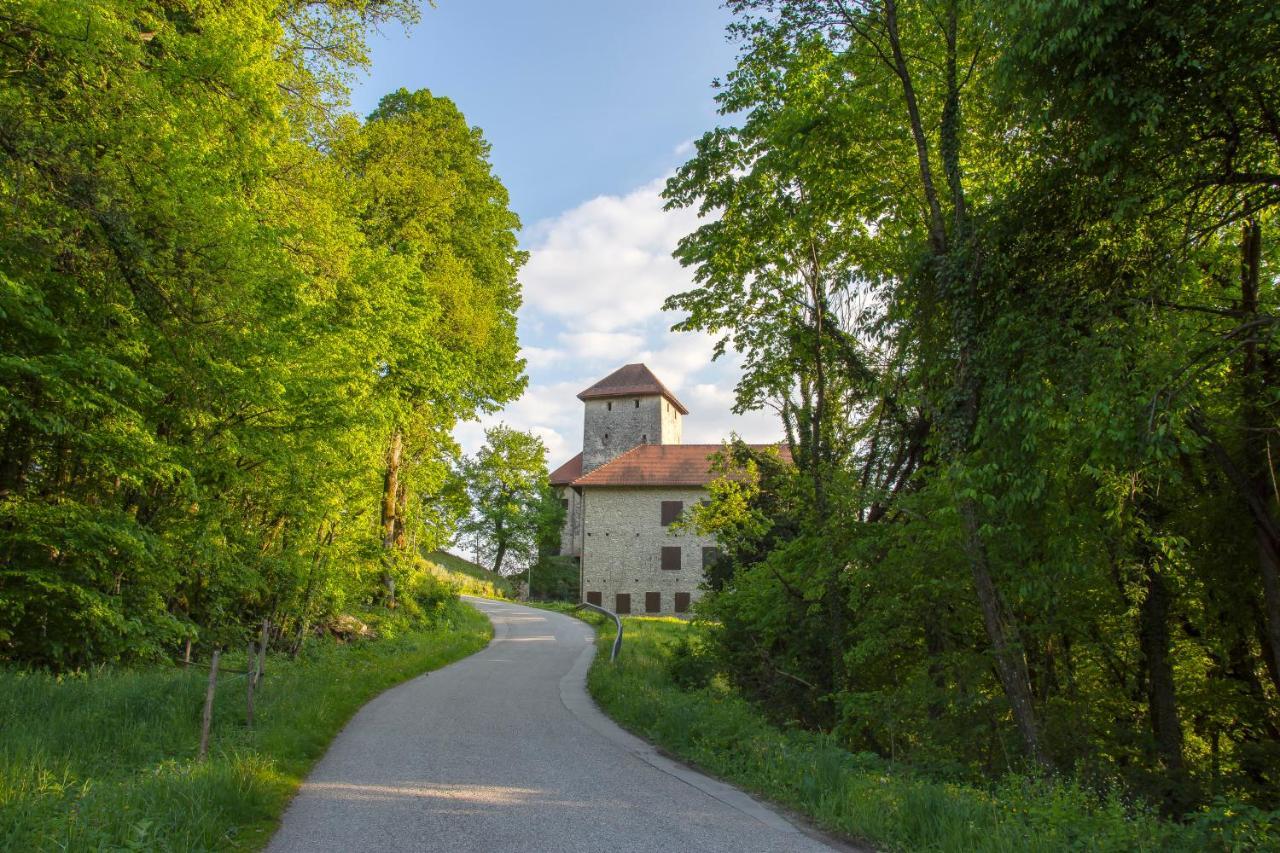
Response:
[0, 600, 490, 851]
[422, 550, 515, 599]
[584, 617, 1280, 853]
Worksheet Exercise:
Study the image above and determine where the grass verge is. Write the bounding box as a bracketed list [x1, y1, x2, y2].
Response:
[0, 598, 491, 851]
[580, 615, 1279, 853]
[422, 550, 515, 599]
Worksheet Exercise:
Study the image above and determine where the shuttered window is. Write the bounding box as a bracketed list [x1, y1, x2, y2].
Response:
[645, 592, 660, 613]
[674, 592, 691, 613]
[660, 500, 683, 526]
[661, 546, 681, 571]
[586, 591, 601, 606]
[615, 593, 631, 614]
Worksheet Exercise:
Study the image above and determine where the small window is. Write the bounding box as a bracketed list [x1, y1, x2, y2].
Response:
[634, 399, 640, 408]
[641, 434, 647, 443]
[661, 500, 684, 526]
[702, 547, 721, 569]
[603, 432, 609, 444]
[645, 591, 661, 613]
[587, 591, 602, 606]
[661, 546, 681, 571]
[560, 498, 569, 510]
[674, 592, 691, 613]
[607, 401, 612, 411]
[615, 593, 631, 614]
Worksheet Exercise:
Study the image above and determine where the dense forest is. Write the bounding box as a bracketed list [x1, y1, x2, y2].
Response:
[674, 0, 1279, 816]
[0, 1, 524, 668]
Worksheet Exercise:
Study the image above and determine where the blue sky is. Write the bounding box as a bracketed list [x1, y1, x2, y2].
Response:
[351, 1, 780, 463]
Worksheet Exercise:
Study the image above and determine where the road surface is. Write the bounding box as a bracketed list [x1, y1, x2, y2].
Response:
[268, 597, 846, 852]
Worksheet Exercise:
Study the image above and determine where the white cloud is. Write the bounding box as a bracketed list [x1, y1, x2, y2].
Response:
[456, 173, 783, 464]
[519, 177, 701, 333]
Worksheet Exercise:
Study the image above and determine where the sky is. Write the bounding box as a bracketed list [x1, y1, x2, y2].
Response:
[350, 0, 781, 466]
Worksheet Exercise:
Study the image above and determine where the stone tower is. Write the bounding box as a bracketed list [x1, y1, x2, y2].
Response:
[577, 363, 687, 473]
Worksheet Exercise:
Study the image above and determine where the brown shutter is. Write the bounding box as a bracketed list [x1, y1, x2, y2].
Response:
[701, 546, 721, 569]
[661, 546, 681, 571]
[660, 500, 684, 526]
[615, 593, 631, 614]
[674, 592, 691, 613]
[586, 591, 601, 606]
[645, 592, 660, 613]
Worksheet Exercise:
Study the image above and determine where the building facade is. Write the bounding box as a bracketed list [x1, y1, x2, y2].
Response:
[550, 363, 774, 616]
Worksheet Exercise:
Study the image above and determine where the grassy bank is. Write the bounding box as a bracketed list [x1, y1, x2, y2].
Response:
[582, 616, 1278, 853]
[0, 599, 490, 851]
[423, 550, 516, 599]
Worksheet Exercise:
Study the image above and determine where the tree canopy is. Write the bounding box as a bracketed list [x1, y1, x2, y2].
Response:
[0, 0, 524, 667]
[674, 0, 1279, 817]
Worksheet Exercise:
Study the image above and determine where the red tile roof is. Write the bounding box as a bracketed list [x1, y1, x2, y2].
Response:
[571, 444, 786, 487]
[549, 452, 583, 486]
[576, 363, 689, 415]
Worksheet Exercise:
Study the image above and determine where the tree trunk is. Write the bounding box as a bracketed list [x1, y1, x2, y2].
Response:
[491, 515, 507, 575]
[1139, 567, 1186, 784]
[1238, 219, 1280, 693]
[381, 431, 403, 607]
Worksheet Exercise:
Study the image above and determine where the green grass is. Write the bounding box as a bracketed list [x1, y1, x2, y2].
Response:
[580, 616, 1280, 853]
[0, 599, 491, 851]
[422, 550, 516, 599]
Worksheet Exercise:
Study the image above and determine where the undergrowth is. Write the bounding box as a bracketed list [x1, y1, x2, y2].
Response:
[582, 616, 1280, 853]
[0, 598, 490, 851]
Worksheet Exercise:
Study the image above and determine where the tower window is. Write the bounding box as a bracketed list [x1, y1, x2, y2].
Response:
[634, 399, 639, 408]
[603, 433, 609, 444]
[607, 401, 612, 411]
[641, 434, 647, 443]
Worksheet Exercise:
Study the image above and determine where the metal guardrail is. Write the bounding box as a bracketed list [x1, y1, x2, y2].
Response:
[576, 601, 623, 662]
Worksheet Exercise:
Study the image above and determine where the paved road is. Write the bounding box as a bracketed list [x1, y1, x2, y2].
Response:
[268, 597, 845, 853]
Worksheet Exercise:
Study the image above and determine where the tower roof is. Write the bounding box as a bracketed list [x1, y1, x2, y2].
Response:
[571, 443, 789, 487]
[576, 363, 689, 414]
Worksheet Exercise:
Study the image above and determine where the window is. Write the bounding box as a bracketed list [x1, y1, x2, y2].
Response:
[702, 546, 721, 569]
[641, 434, 647, 443]
[645, 592, 661, 613]
[586, 591, 602, 606]
[603, 432, 609, 444]
[560, 498, 569, 511]
[661, 546, 681, 571]
[660, 500, 684, 526]
[615, 593, 631, 614]
[634, 399, 640, 408]
[607, 401, 612, 411]
[674, 592, 691, 613]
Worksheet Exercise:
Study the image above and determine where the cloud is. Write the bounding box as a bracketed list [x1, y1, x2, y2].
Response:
[456, 173, 783, 463]
[519, 177, 701, 333]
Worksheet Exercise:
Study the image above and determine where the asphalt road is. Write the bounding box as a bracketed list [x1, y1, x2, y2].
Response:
[267, 596, 846, 853]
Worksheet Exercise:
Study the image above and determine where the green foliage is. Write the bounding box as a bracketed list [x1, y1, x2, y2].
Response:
[0, 1, 524, 667]
[586, 617, 1280, 852]
[0, 598, 490, 850]
[456, 426, 555, 575]
[670, 0, 1280, 820]
[528, 555, 580, 602]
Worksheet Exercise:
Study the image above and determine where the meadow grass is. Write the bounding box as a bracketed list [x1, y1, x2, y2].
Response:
[581, 615, 1279, 853]
[0, 599, 491, 851]
[422, 550, 515, 599]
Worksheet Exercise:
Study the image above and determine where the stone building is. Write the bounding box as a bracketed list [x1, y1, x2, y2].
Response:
[549, 363, 776, 616]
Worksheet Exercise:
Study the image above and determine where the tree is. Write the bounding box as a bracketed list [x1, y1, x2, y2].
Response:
[457, 427, 553, 576]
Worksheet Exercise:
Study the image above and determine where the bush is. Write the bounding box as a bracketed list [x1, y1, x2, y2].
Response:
[665, 633, 716, 690]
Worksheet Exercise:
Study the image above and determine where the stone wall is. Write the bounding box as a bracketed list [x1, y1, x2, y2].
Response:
[581, 395, 682, 473]
[580, 485, 715, 615]
[556, 485, 583, 557]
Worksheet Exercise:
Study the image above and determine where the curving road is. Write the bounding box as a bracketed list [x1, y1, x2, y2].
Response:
[268, 596, 847, 853]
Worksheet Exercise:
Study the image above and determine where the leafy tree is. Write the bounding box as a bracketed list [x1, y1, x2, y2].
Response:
[457, 427, 554, 576]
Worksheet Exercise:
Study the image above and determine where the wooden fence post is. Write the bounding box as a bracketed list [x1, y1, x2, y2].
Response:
[245, 641, 257, 729]
[256, 618, 269, 685]
[198, 648, 221, 761]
